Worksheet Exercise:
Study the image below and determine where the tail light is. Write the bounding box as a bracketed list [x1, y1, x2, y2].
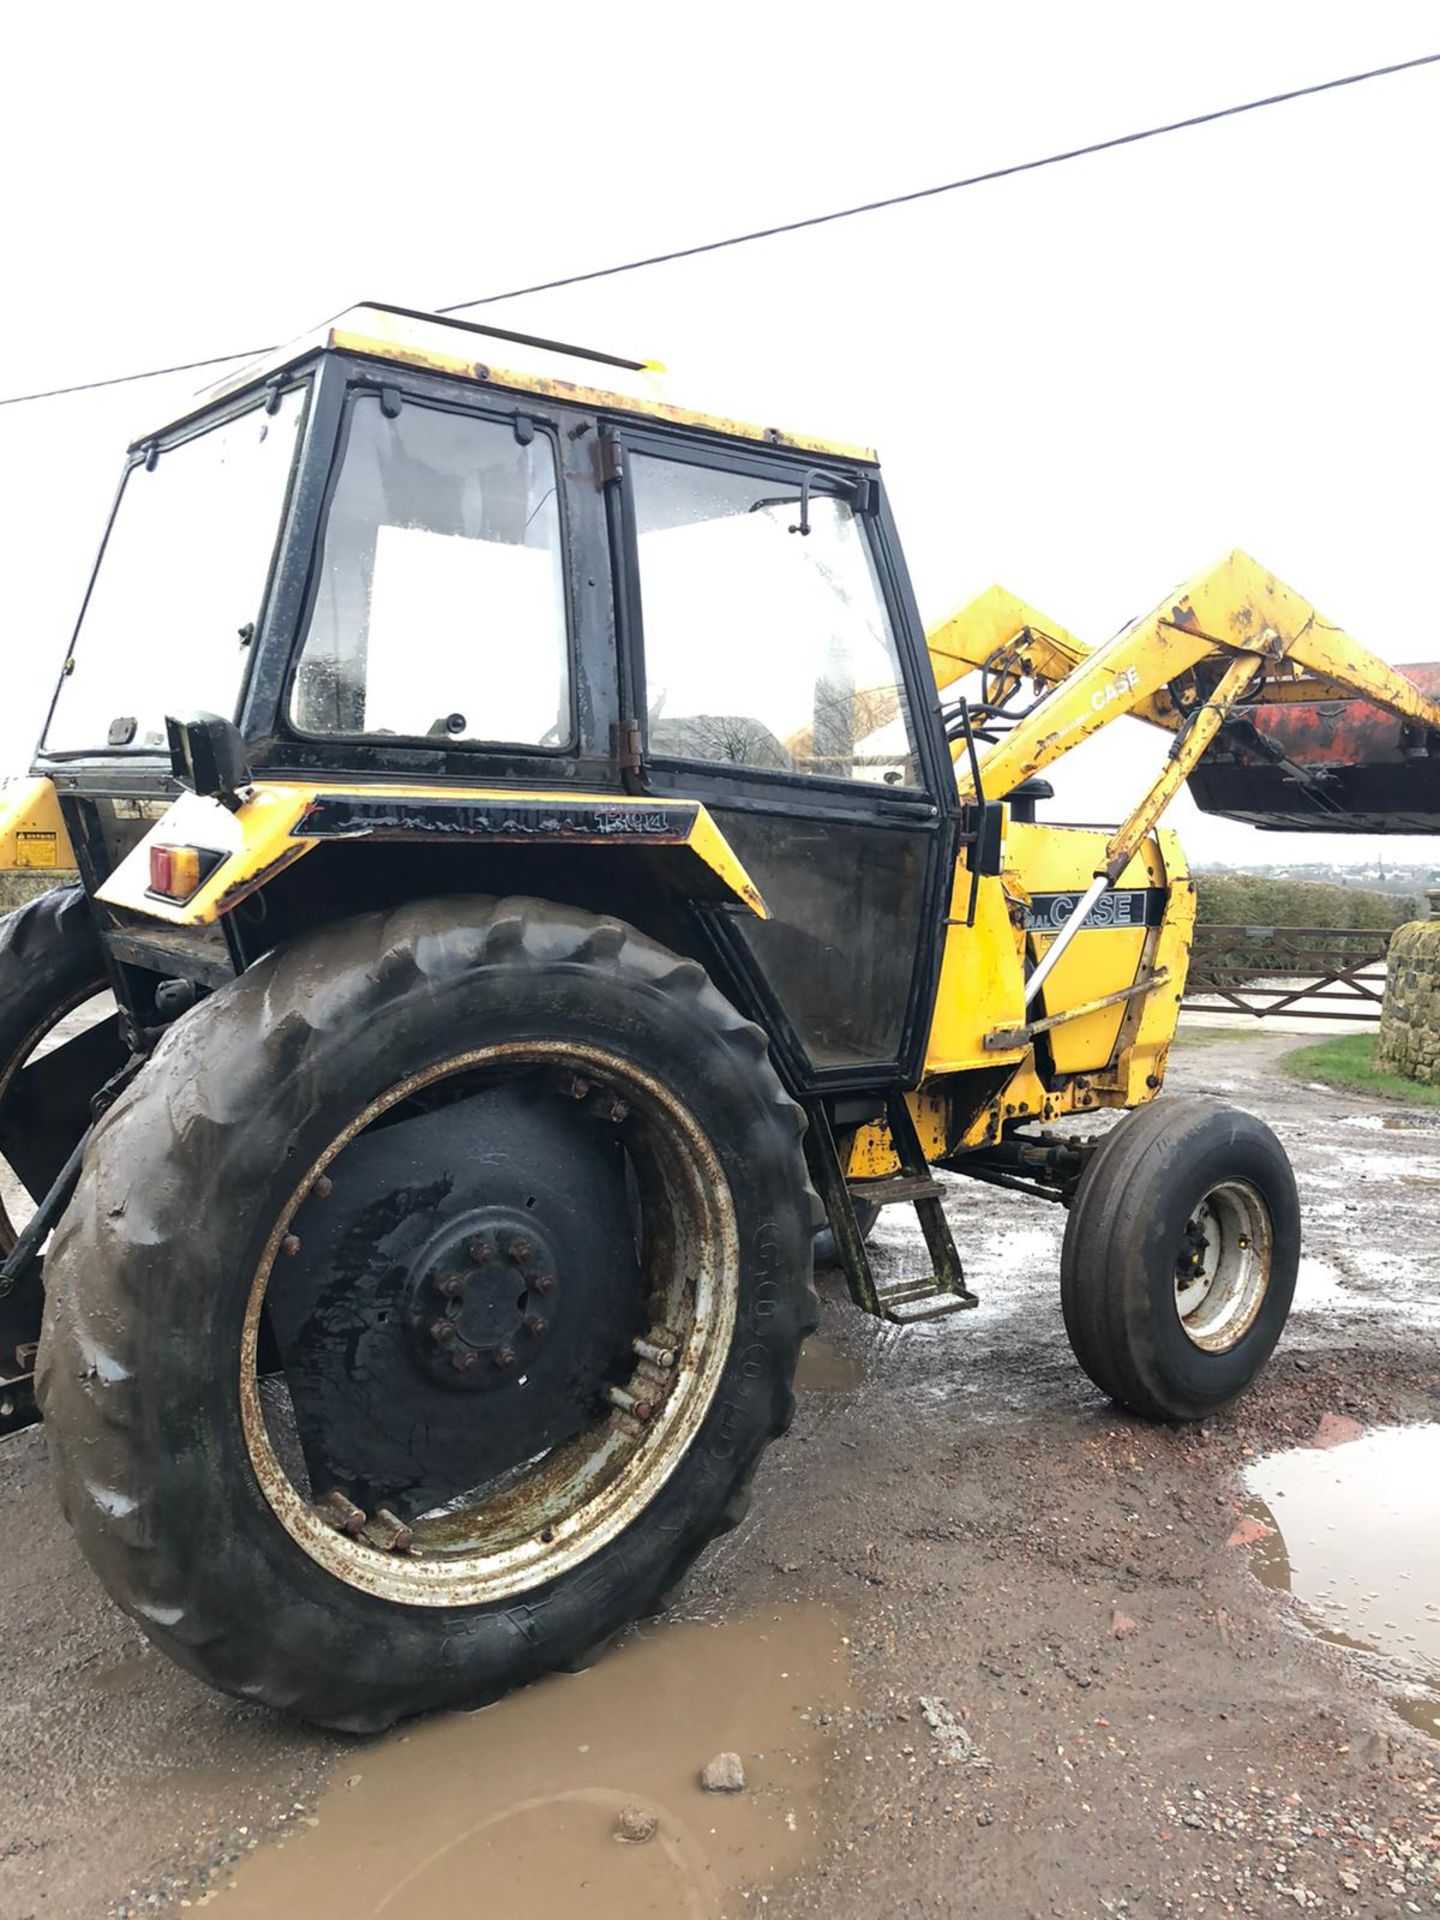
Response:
[147, 844, 218, 902]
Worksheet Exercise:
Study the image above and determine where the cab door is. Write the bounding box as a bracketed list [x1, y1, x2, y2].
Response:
[608, 430, 956, 1094]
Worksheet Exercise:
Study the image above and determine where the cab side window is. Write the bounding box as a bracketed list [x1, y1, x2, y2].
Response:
[630, 453, 917, 787]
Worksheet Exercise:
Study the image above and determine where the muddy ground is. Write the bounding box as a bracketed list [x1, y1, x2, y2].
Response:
[0, 1028, 1436, 1919]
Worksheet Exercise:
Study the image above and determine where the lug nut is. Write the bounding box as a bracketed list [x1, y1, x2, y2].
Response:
[281, 1233, 302, 1258]
[531, 1272, 555, 1296]
[523, 1313, 549, 1338]
[430, 1318, 458, 1344]
[467, 1238, 494, 1267]
[312, 1174, 334, 1201]
[605, 1384, 653, 1421]
[510, 1238, 536, 1269]
[372, 1508, 413, 1553]
[633, 1337, 677, 1370]
[434, 1271, 466, 1298]
[450, 1348, 479, 1373]
[321, 1489, 367, 1536]
[493, 1346, 519, 1373]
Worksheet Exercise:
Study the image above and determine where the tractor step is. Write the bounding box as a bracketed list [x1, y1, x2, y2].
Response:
[807, 1092, 979, 1325]
[877, 1281, 981, 1325]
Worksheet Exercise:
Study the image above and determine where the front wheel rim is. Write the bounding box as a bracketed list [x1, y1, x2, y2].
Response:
[1172, 1178, 1274, 1353]
[239, 1039, 739, 1608]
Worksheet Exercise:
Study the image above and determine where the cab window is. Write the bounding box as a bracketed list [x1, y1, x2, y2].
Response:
[291, 395, 571, 747]
[630, 453, 917, 786]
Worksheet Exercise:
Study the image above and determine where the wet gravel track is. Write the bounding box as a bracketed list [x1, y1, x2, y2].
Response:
[0, 1028, 1435, 1918]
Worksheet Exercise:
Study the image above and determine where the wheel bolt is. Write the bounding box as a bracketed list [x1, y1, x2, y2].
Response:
[531, 1272, 555, 1296]
[430, 1318, 458, 1344]
[321, 1489, 366, 1536]
[450, 1348, 479, 1373]
[510, 1238, 535, 1269]
[281, 1233, 302, 1258]
[633, 1337, 677, 1370]
[312, 1174, 334, 1201]
[523, 1313, 549, 1338]
[434, 1271, 466, 1298]
[467, 1238, 494, 1267]
[493, 1346, 518, 1373]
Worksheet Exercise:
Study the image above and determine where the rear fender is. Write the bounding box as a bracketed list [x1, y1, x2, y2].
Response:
[0, 778, 76, 874]
[96, 783, 769, 927]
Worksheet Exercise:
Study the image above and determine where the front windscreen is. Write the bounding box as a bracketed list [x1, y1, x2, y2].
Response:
[42, 388, 306, 755]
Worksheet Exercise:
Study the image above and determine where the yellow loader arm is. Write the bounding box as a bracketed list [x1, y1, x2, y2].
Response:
[933, 551, 1440, 1006]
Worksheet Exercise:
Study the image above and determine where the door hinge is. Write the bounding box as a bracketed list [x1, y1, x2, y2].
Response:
[596, 428, 625, 487]
[611, 717, 645, 785]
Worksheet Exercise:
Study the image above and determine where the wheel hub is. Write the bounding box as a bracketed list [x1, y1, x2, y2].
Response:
[405, 1210, 559, 1390]
[1172, 1179, 1273, 1353]
[262, 1076, 646, 1518]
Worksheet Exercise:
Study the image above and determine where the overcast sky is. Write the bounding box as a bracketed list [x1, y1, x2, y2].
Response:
[4, 1, 1438, 872]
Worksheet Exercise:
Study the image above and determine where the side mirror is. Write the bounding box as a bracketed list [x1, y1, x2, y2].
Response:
[165, 712, 253, 812]
[974, 799, 1004, 877]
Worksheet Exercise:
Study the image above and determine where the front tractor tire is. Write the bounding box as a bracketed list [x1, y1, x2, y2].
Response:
[1060, 1095, 1300, 1421]
[38, 898, 817, 1730]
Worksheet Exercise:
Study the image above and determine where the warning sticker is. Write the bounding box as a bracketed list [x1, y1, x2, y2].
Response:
[15, 832, 59, 869]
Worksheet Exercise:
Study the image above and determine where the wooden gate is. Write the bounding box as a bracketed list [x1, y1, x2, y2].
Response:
[1182, 925, 1392, 1023]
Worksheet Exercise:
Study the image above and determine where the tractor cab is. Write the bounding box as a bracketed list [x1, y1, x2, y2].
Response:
[30, 304, 961, 1098]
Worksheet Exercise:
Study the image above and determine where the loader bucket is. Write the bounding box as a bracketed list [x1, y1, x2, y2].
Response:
[1188, 663, 1440, 833]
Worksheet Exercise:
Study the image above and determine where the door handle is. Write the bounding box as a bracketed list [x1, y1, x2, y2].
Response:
[874, 799, 938, 820]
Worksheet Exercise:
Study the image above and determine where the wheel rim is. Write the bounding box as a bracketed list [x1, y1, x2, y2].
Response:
[1172, 1178, 1273, 1353]
[240, 1040, 739, 1608]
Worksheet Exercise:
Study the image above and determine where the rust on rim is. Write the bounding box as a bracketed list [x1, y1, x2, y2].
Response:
[239, 1039, 738, 1608]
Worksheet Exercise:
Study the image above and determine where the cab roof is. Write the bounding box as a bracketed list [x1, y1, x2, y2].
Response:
[172, 302, 878, 465]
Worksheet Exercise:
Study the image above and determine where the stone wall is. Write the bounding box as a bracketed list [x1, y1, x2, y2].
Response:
[1377, 919, 1440, 1086]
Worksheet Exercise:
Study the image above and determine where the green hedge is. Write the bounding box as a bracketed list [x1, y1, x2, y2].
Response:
[1194, 872, 1420, 930]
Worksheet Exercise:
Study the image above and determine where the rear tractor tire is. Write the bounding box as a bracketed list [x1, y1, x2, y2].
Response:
[39, 897, 819, 1730]
[1060, 1095, 1300, 1422]
[0, 884, 119, 1256]
[813, 1199, 881, 1271]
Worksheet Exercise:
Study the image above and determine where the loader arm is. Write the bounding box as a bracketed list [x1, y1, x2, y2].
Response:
[952, 550, 1440, 813]
[934, 553, 1440, 761]
[941, 551, 1440, 1005]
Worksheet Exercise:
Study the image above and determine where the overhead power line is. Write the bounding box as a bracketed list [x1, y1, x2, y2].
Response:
[439, 48, 1440, 315]
[3, 47, 1438, 411]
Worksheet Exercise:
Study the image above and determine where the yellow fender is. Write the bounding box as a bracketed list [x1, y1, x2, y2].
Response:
[98, 782, 769, 927]
[0, 778, 76, 873]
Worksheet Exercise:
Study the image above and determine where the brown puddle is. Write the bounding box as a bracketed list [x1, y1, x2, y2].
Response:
[1244, 1425, 1440, 1739]
[794, 1336, 864, 1394]
[199, 1603, 852, 1917]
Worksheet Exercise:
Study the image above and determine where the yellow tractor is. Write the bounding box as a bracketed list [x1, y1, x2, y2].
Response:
[1, 304, 1436, 1728]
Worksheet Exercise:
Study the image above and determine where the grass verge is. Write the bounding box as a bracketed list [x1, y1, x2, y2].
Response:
[1171, 1021, 1261, 1049]
[1281, 1033, 1440, 1107]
